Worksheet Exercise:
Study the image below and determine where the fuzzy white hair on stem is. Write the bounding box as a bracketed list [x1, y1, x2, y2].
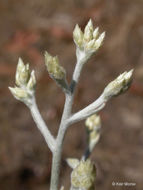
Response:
[9, 19, 133, 190]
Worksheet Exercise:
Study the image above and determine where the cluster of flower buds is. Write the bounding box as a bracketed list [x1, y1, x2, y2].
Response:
[103, 69, 133, 100]
[73, 19, 105, 60]
[45, 52, 68, 91]
[67, 159, 96, 190]
[9, 58, 36, 106]
[85, 114, 101, 153]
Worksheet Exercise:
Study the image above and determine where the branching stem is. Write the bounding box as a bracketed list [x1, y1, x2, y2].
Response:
[29, 97, 56, 152]
[50, 56, 85, 190]
[9, 19, 133, 190]
[68, 94, 107, 125]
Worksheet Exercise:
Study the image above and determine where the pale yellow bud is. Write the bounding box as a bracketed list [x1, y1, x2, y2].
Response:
[93, 32, 105, 50]
[86, 19, 94, 31]
[16, 58, 30, 86]
[83, 20, 93, 42]
[73, 24, 83, 48]
[44, 51, 53, 63]
[10, 57, 36, 106]
[27, 70, 36, 90]
[85, 39, 96, 51]
[73, 19, 105, 58]
[93, 27, 99, 39]
[17, 58, 25, 71]
[85, 114, 101, 152]
[85, 114, 101, 131]
[9, 87, 29, 100]
[103, 69, 133, 100]
[66, 158, 79, 169]
[45, 52, 66, 80]
[71, 159, 96, 190]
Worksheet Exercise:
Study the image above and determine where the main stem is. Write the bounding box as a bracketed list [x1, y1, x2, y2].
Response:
[50, 94, 72, 190]
[50, 57, 84, 190]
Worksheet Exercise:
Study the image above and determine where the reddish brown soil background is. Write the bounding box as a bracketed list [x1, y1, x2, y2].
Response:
[0, 0, 143, 190]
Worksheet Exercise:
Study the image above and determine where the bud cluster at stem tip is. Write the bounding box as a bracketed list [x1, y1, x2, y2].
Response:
[73, 19, 105, 55]
[103, 69, 133, 100]
[9, 58, 36, 105]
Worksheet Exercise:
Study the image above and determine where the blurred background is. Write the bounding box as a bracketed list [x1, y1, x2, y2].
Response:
[0, 0, 143, 189]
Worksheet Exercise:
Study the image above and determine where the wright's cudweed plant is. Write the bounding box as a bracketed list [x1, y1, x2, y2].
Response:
[9, 19, 133, 190]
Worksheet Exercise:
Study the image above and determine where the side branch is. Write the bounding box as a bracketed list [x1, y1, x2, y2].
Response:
[29, 98, 56, 152]
[68, 94, 106, 125]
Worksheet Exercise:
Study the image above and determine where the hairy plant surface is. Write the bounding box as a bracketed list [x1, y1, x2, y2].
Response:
[9, 19, 133, 190]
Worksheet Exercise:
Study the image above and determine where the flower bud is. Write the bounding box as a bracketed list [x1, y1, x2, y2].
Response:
[93, 32, 105, 50]
[103, 69, 133, 100]
[9, 58, 36, 106]
[73, 19, 105, 60]
[83, 19, 93, 42]
[16, 58, 30, 86]
[9, 87, 29, 100]
[71, 159, 96, 190]
[66, 158, 79, 169]
[73, 24, 83, 48]
[85, 114, 101, 131]
[27, 70, 36, 90]
[85, 114, 101, 152]
[85, 39, 96, 51]
[45, 52, 66, 80]
[93, 27, 99, 39]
